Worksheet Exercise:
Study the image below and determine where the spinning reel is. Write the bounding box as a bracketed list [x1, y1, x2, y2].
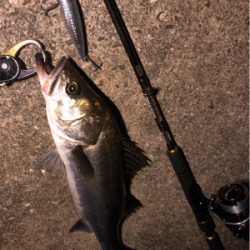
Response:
[210, 181, 249, 241]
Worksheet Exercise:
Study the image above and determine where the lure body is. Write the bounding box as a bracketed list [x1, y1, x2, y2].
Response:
[59, 0, 88, 59]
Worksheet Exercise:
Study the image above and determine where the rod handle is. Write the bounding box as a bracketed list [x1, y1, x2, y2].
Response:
[167, 146, 196, 191]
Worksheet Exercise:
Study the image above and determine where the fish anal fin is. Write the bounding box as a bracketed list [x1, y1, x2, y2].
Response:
[33, 149, 65, 174]
[69, 219, 92, 233]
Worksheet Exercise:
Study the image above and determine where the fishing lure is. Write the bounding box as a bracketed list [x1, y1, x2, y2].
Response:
[43, 0, 101, 70]
[59, 0, 88, 60]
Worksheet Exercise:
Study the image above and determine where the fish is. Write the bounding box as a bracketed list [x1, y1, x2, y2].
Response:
[35, 54, 149, 250]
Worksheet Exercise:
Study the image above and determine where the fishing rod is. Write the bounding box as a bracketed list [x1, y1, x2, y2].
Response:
[101, 1, 250, 248]
[102, 1, 225, 249]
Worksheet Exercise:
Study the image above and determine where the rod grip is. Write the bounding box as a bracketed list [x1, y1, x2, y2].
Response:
[167, 146, 196, 191]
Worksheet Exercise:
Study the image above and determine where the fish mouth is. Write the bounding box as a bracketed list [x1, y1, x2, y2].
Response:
[35, 54, 67, 96]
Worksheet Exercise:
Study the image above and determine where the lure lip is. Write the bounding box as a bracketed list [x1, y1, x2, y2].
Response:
[35, 54, 67, 96]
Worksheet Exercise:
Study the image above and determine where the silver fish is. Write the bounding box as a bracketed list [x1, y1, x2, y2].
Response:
[35, 55, 149, 250]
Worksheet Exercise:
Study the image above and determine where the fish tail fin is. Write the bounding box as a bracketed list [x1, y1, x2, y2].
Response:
[100, 242, 135, 250]
[101, 241, 136, 250]
[120, 245, 136, 250]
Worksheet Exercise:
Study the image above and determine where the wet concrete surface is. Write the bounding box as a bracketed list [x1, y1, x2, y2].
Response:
[0, 1, 248, 249]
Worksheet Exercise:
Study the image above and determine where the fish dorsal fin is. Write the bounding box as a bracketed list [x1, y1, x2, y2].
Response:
[124, 194, 142, 219]
[72, 146, 95, 180]
[123, 139, 150, 187]
[122, 139, 150, 218]
[69, 219, 92, 233]
[34, 149, 65, 174]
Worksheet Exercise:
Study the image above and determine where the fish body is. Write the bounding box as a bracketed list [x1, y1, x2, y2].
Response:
[59, 0, 88, 59]
[35, 55, 148, 250]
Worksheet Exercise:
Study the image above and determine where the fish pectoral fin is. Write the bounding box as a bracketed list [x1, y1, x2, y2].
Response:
[69, 219, 92, 233]
[123, 139, 151, 187]
[72, 145, 94, 180]
[33, 149, 65, 174]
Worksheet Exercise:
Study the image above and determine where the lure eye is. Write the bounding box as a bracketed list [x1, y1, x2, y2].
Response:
[66, 81, 81, 97]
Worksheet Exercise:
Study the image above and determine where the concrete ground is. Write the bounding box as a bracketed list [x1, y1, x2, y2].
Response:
[0, 0, 248, 249]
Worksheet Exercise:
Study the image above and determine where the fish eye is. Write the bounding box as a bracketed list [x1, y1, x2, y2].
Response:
[66, 81, 81, 97]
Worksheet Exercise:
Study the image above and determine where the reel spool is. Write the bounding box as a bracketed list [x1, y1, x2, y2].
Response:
[210, 181, 249, 240]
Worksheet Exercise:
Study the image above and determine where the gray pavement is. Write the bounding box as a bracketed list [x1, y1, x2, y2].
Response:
[0, 1, 248, 249]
